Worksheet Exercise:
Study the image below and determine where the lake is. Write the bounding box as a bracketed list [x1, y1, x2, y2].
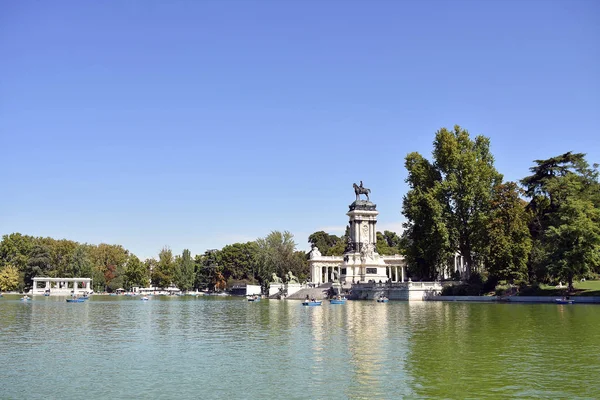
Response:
[1, 295, 599, 399]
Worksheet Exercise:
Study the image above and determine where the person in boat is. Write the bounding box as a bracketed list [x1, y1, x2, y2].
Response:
[305, 295, 310, 302]
[311, 297, 316, 303]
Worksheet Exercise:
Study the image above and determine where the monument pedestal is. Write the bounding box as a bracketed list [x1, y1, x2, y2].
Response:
[341, 200, 389, 283]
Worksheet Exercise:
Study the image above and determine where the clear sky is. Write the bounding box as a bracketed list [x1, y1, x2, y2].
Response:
[1, 0, 598, 259]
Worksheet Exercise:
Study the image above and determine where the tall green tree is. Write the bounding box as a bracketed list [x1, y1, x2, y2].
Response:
[256, 231, 307, 286]
[173, 249, 195, 292]
[521, 152, 600, 283]
[543, 175, 600, 290]
[482, 182, 532, 283]
[69, 245, 93, 278]
[151, 247, 175, 288]
[402, 152, 452, 280]
[433, 126, 503, 276]
[219, 242, 259, 282]
[402, 126, 503, 279]
[124, 254, 149, 289]
[23, 244, 52, 289]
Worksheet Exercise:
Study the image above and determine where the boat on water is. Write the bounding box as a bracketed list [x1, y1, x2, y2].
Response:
[141, 296, 149, 301]
[377, 297, 389, 303]
[21, 296, 31, 301]
[302, 301, 322, 306]
[330, 297, 346, 304]
[247, 296, 261, 302]
[555, 298, 574, 304]
[66, 298, 85, 303]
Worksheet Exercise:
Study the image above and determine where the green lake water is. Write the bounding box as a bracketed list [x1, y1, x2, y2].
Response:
[1, 296, 599, 399]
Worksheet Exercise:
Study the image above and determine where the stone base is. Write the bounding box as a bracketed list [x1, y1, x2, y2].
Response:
[349, 281, 442, 301]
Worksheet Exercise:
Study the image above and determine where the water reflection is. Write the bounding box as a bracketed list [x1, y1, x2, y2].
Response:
[0, 296, 598, 399]
[405, 302, 600, 399]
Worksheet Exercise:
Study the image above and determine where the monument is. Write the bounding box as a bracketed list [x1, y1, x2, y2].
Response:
[309, 182, 406, 286]
[343, 181, 390, 283]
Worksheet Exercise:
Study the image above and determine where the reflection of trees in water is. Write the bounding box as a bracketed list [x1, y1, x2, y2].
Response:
[405, 303, 600, 399]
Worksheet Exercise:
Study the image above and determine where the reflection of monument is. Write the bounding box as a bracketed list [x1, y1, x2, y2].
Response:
[309, 182, 406, 286]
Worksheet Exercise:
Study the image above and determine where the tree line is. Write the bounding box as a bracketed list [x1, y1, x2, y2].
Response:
[401, 126, 600, 291]
[0, 231, 308, 293]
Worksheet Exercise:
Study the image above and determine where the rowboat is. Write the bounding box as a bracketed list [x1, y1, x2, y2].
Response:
[66, 298, 85, 303]
[141, 296, 149, 301]
[555, 298, 574, 304]
[376, 297, 389, 303]
[330, 298, 346, 304]
[247, 296, 261, 302]
[302, 301, 322, 306]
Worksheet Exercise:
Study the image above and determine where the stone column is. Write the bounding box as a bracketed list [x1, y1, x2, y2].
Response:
[33, 279, 37, 293]
[401, 266, 405, 283]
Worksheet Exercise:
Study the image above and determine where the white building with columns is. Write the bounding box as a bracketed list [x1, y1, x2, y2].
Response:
[31, 277, 92, 295]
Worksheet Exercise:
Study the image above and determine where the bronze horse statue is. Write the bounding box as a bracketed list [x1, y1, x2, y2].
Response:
[353, 182, 371, 201]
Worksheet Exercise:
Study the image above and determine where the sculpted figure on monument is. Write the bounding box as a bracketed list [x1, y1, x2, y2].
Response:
[271, 273, 283, 283]
[286, 271, 299, 284]
[353, 181, 371, 201]
[360, 242, 375, 262]
[309, 245, 322, 259]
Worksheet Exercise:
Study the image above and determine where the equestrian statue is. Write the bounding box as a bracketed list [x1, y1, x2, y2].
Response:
[353, 180, 371, 201]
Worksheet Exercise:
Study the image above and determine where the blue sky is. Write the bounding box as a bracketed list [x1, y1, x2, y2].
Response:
[1, 0, 598, 259]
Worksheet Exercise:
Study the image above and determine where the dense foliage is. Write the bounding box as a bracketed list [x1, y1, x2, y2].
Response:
[402, 128, 600, 290]
[0, 230, 309, 293]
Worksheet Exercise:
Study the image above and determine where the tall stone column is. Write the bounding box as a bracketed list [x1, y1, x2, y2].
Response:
[401, 266, 405, 283]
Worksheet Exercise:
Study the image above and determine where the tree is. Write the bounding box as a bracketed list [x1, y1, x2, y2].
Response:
[544, 175, 600, 291]
[89, 243, 129, 292]
[482, 182, 532, 283]
[307, 231, 342, 256]
[124, 254, 149, 289]
[219, 242, 259, 282]
[402, 126, 503, 279]
[23, 244, 52, 289]
[433, 126, 503, 276]
[69, 245, 93, 278]
[194, 250, 224, 291]
[0, 265, 20, 291]
[521, 152, 600, 283]
[376, 231, 402, 255]
[151, 247, 175, 288]
[0, 233, 35, 271]
[173, 249, 195, 292]
[45, 238, 77, 277]
[256, 231, 307, 287]
[402, 152, 453, 280]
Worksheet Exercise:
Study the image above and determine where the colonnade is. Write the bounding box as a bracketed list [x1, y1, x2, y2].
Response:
[311, 265, 406, 285]
[31, 277, 92, 295]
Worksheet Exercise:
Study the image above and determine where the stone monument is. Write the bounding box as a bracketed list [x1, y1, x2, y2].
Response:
[342, 181, 389, 283]
[308, 181, 406, 288]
